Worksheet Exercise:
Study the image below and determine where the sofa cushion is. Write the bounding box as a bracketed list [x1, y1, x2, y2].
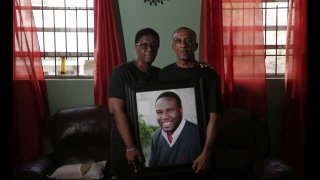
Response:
[47, 160, 106, 179]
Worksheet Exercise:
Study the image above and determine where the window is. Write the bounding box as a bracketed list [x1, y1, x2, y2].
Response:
[31, 0, 94, 78]
[32, 0, 287, 78]
[263, 0, 289, 76]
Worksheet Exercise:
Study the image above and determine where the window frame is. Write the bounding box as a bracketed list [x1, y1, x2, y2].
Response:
[263, 0, 289, 77]
[32, 0, 94, 79]
[33, 0, 289, 78]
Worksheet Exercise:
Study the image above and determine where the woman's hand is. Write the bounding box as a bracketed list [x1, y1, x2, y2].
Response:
[126, 148, 145, 173]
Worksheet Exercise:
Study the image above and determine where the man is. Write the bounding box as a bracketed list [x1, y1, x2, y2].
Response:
[159, 27, 223, 176]
[108, 28, 160, 180]
[149, 91, 201, 167]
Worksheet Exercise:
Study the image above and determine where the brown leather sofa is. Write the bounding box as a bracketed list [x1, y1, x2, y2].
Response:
[212, 108, 294, 180]
[14, 105, 294, 180]
[14, 105, 114, 180]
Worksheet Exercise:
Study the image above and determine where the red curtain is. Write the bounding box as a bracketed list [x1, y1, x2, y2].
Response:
[13, 0, 49, 166]
[283, 0, 307, 179]
[200, 0, 267, 119]
[94, 0, 123, 106]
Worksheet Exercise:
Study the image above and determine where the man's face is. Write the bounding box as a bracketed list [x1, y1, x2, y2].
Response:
[172, 29, 198, 61]
[135, 34, 159, 65]
[155, 97, 182, 133]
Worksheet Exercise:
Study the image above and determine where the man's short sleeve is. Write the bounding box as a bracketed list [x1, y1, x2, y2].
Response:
[206, 68, 223, 115]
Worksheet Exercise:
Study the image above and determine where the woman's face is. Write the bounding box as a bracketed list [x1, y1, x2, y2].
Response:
[135, 34, 159, 66]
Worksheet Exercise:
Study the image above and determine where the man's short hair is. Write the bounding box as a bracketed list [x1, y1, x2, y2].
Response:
[135, 27, 160, 44]
[156, 91, 182, 107]
[173, 27, 197, 41]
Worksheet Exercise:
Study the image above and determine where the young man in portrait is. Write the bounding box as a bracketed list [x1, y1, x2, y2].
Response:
[149, 91, 201, 167]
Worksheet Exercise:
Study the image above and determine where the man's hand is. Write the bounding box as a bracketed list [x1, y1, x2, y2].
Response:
[193, 113, 217, 174]
[192, 151, 210, 174]
[126, 148, 145, 173]
[198, 60, 213, 69]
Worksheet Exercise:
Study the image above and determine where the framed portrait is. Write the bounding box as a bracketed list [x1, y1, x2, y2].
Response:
[125, 79, 207, 177]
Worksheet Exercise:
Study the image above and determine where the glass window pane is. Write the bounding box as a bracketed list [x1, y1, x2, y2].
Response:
[31, 0, 42, 6]
[265, 31, 276, 45]
[232, 10, 243, 26]
[78, 32, 88, 52]
[33, 10, 43, 27]
[87, 0, 94, 8]
[277, 56, 286, 74]
[277, 49, 286, 56]
[83, 59, 94, 76]
[265, 56, 276, 74]
[62, 57, 79, 76]
[277, 31, 287, 45]
[266, 49, 276, 55]
[230, 2, 243, 9]
[54, 10, 65, 28]
[77, 11, 87, 28]
[66, 10, 76, 28]
[67, 32, 77, 53]
[88, 10, 94, 28]
[278, 9, 288, 26]
[244, 9, 255, 26]
[43, 10, 54, 28]
[265, 9, 276, 26]
[56, 32, 66, 52]
[66, 0, 77, 7]
[37, 31, 44, 52]
[88, 32, 94, 53]
[47, 0, 64, 7]
[268, 2, 288, 9]
[42, 57, 57, 76]
[223, 9, 232, 25]
[66, 0, 86, 7]
[44, 32, 55, 52]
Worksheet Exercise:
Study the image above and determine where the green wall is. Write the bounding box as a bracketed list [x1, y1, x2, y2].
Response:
[118, 0, 201, 68]
[46, 79, 94, 114]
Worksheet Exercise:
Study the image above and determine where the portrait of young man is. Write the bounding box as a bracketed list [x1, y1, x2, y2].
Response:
[148, 91, 201, 167]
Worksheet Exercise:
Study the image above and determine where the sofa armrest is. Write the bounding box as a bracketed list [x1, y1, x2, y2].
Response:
[254, 158, 295, 180]
[14, 154, 56, 180]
